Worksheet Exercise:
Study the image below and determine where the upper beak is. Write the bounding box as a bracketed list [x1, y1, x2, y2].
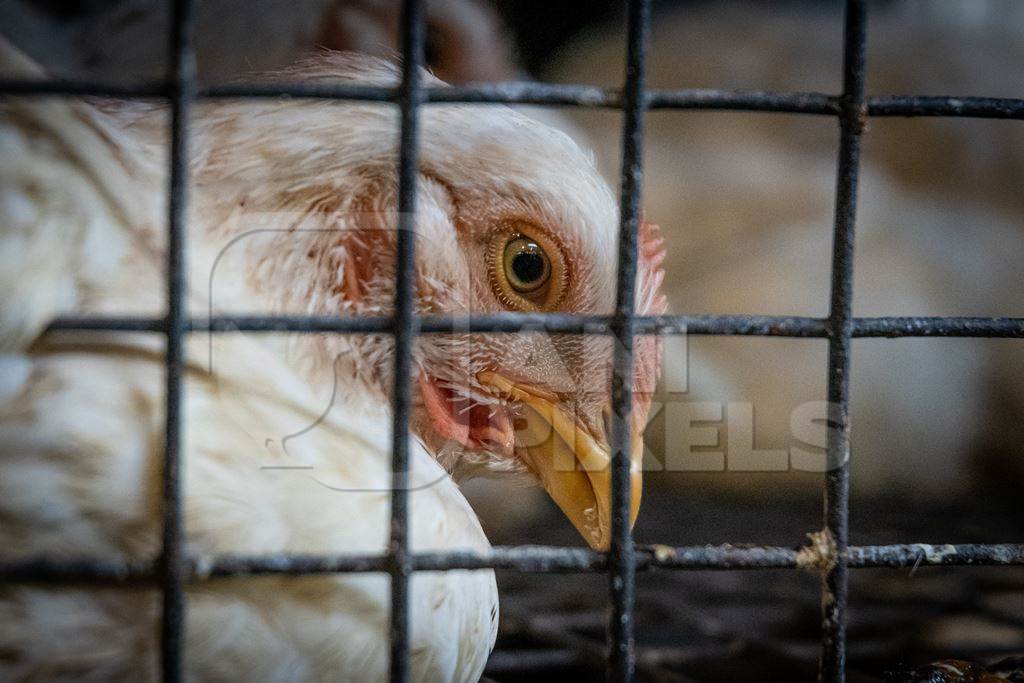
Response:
[477, 371, 643, 550]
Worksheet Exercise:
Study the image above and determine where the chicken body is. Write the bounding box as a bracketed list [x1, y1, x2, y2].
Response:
[0, 31, 665, 675]
[0, 336, 497, 681]
[0, 43, 654, 680]
[0, 54, 499, 683]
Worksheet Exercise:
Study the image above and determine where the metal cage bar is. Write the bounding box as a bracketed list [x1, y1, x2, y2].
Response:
[388, 1, 425, 681]
[160, 1, 195, 681]
[820, 2, 868, 679]
[608, 1, 650, 678]
[43, 313, 1024, 337]
[41, 313, 1024, 337]
[1, 1, 1023, 681]
[4, 541, 1024, 582]
[5, 78, 1024, 121]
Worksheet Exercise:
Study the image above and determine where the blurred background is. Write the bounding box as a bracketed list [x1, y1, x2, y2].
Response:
[3, 0, 1022, 679]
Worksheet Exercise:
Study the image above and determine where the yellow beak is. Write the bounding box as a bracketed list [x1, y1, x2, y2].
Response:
[477, 371, 643, 550]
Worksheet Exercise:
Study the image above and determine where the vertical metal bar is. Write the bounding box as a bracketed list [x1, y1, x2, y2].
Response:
[161, 0, 196, 681]
[389, 1, 424, 682]
[609, 1, 650, 681]
[820, 1, 866, 681]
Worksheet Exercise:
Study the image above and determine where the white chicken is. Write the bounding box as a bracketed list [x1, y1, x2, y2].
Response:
[0, 40, 665, 682]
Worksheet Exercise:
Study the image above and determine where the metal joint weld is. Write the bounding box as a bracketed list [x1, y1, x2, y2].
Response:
[796, 528, 838, 575]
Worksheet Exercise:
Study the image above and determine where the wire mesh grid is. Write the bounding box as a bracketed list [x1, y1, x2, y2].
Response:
[1, 0, 1023, 680]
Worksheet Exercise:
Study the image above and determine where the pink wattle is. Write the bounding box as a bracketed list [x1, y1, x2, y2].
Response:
[418, 374, 515, 456]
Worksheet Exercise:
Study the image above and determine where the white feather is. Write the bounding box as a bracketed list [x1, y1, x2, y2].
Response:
[0, 43, 513, 682]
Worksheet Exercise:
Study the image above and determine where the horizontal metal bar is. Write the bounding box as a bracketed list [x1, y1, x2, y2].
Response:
[0, 557, 159, 583]
[3, 542, 1021, 583]
[852, 316, 1024, 338]
[200, 82, 396, 101]
[0, 79, 608, 106]
[868, 95, 1024, 119]
[412, 547, 603, 572]
[643, 544, 799, 569]
[202, 553, 390, 576]
[43, 314, 1024, 338]
[845, 543, 1024, 567]
[429, 82, 617, 106]
[647, 89, 838, 114]
[0, 79, 169, 97]
[48, 313, 812, 335]
[436, 86, 840, 114]
[47, 316, 169, 332]
[4, 78, 1024, 121]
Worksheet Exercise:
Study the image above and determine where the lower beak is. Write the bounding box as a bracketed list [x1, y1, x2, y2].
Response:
[477, 371, 643, 551]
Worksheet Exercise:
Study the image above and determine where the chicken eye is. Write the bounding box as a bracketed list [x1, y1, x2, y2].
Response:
[488, 225, 567, 311]
[503, 236, 550, 293]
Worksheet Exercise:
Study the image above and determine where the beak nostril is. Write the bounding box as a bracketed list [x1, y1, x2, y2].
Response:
[602, 404, 613, 443]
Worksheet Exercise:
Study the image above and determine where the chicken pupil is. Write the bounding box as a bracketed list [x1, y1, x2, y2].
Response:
[512, 250, 544, 283]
